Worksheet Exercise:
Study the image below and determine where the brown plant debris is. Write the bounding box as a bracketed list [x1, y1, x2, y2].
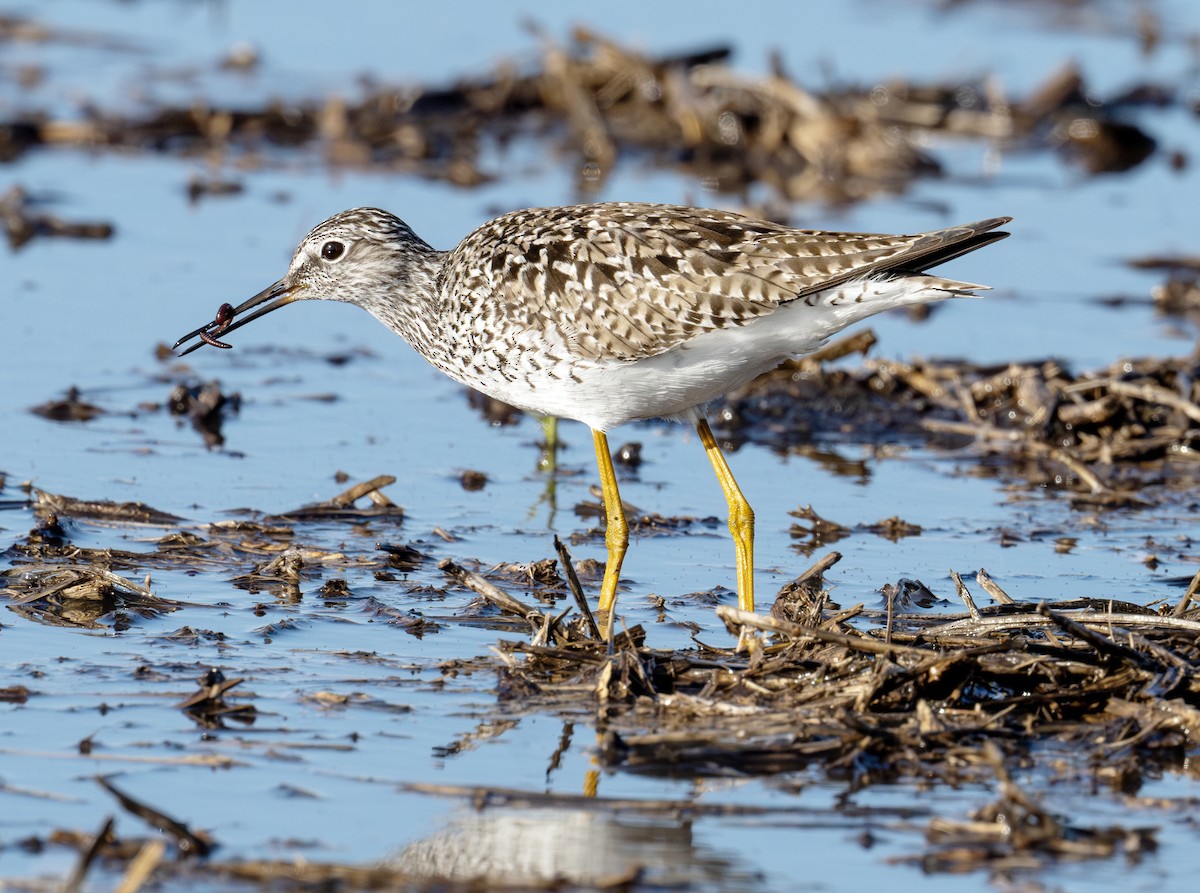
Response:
[95, 775, 215, 857]
[1, 184, 114, 249]
[719, 332, 1200, 506]
[377, 541, 430, 571]
[483, 557, 1198, 872]
[439, 557, 576, 643]
[1, 562, 186, 629]
[1126, 259, 1200, 321]
[1, 31, 1164, 205]
[29, 386, 106, 422]
[60, 816, 117, 893]
[272, 474, 405, 522]
[176, 667, 257, 729]
[167, 380, 241, 450]
[3, 483, 433, 631]
[30, 487, 184, 525]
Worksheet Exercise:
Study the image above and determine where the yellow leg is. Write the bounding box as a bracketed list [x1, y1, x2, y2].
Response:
[696, 418, 755, 612]
[593, 429, 629, 636]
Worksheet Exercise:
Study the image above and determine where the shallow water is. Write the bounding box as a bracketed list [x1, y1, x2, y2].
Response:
[3, 1, 1200, 890]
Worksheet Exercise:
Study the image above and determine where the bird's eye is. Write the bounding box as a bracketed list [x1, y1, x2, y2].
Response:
[321, 241, 345, 261]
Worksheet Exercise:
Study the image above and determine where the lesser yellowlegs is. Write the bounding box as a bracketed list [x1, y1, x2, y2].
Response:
[174, 203, 1010, 632]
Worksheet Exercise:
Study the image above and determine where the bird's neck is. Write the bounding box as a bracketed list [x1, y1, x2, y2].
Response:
[360, 247, 448, 351]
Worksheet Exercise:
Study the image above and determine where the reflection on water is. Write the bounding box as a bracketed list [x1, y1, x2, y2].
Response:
[390, 807, 751, 888]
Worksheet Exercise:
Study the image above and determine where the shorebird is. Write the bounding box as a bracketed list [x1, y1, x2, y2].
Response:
[175, 203, 1010, 633]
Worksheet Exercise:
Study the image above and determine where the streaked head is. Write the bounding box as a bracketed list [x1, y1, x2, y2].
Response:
[173, 207, 437, 355]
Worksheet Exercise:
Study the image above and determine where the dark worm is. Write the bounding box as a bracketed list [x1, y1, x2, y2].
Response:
[198, 329, 232, 349]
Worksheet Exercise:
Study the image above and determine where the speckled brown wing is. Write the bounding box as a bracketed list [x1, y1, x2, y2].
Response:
[449, 203, 1007, 362]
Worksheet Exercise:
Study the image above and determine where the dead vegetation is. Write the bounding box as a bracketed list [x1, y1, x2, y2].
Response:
[487, 550, 1196, 878]
[1, 26, 1172, 249]
[716, 330, 1200, 508]
[0, 184, 114, 249]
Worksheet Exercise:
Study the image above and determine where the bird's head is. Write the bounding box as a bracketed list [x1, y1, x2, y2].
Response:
[173, 207, 436, 355]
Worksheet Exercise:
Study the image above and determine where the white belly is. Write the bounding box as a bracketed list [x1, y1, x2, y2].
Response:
[441, 276, 971, 431]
